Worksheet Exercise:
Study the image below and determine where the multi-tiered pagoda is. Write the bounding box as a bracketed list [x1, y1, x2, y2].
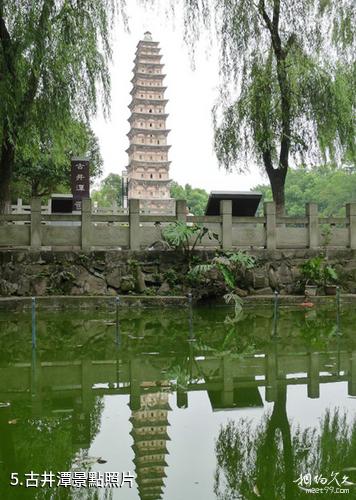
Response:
[126, 32, 174, 214]
[130, 387, 171, 500]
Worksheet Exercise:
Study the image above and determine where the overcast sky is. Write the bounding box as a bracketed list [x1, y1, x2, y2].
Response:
[91, 1, 265, 192]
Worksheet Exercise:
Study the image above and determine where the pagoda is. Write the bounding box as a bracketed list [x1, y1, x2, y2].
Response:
[130, 386, 171, 500]
[126, 32, 174, 214]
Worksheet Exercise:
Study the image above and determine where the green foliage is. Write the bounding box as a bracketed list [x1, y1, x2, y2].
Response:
[163, 269, 179, 287]
[189, 251, 256, 291]
[0, 0, 118, 205]
[214, 406, 356, 499]
[170, 182, 209, 215]
[143, 0, 356, 213]
[162, 221, 219, 262]
[91, 173, 122, 208]
[11, 121, 102, 201]
[254, 163, 356, 216]
[223, 292, 243, 316]
[224, 250, 256, 270]
[300, 256, 338, 286]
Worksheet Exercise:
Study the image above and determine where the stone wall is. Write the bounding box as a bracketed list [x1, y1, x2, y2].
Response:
[1, 248, 356, 299]
[3, 198, 356, 252]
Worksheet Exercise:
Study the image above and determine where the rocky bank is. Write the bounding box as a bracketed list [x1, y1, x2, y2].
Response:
[1, 249, 356, 299]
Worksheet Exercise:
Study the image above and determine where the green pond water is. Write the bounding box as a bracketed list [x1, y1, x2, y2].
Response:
[0, 304, 356, 499]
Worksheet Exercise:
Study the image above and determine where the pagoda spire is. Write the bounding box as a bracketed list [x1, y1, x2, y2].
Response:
[125, 33, 174, 214]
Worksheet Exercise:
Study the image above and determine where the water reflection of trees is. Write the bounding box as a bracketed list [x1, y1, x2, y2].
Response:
[214, 385, 356, 499]
[0, 396, 104, 499]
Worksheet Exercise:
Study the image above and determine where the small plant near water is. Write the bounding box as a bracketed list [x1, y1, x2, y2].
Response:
[300, 256, 338, 292]
[189, 251, 256, 310]
[162, 221, 219, 264]
[189, 251, 256, 288]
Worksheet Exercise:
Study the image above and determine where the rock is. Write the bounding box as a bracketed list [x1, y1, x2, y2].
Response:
[268, 267, 279, 290]
[106, 269, 121, 289]
[135, 267, 146, 293]
[277, 262, 293, 284]
[120, 276, 135, 293]
[234, 287, 248, 297]
[253, 270, 267, 289]
[245, 269, 254, 287]
[92, 262, 106, 272]
[32, 278, 48, 296]
[0, 279, 18, 296]
[17, 278, 31, 296]
[251, 287, 274, 295]
[147, 240, 170, 251]
[144, 274, 161, 285]
[84, 275, 107, 295]
[141, 264, 158, 274]
[14, 252, 26, 263]
[74, 269, 107, 295]
[158, 281, 170, 294]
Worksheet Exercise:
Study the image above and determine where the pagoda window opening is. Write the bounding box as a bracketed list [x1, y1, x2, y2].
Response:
[159, 174, 162, 179]
[150, 174, 153, 179]
[149, 123, 152, 127]
[149, 109, 152, 113]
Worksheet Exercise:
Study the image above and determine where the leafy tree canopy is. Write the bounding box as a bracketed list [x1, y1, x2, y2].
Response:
[12, 119, 102, 202]
[254, 163, 356, 216]
[170, 181, 209, 215]
[140, 0, 355, 214]
[91, 173, 122, 208]
[0, 0, 121, 209]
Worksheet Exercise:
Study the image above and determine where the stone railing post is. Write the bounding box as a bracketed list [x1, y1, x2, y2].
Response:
[346, 203, 356, 250]
[81, 198, 92, 251]
[264, 201, 276, 250]
[306, 203, 318, 249]
[176, 199, 187, 222]
[129, 199, 140, 251]
[30, 198, 42, 249]
[220, 199, 232, 250]
[16, 198, 23, 213]
[308, 352, 320, 399]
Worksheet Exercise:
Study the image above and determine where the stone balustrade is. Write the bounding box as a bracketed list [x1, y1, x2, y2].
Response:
[1, 198, 356, 251]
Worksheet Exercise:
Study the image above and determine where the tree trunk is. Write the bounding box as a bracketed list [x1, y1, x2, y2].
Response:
[258, 383, 296, 499]
[267, 166, 288, 216]
[0, 129, 15, 213]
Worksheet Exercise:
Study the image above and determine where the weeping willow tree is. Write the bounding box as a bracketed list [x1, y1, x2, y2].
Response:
[214, 385, 356, 499]
[142, 0, 355, 214]
[0, 0, 126, 211]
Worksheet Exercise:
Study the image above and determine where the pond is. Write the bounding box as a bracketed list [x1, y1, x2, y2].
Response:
[0, 304, 355, 499]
